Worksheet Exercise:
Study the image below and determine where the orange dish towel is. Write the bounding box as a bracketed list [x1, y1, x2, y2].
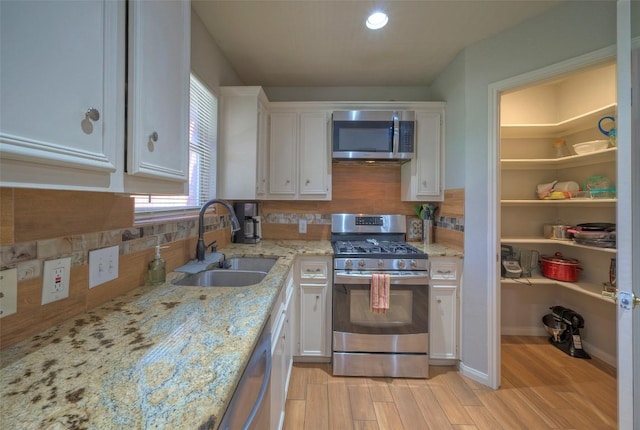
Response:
[371, 273, 390, 314]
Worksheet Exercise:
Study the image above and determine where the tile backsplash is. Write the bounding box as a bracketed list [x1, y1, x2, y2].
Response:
[0, 178, 464, 347]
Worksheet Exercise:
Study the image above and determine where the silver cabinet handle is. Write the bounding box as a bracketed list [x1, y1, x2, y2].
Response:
[147, 131, 159, 151]
[81, 107, 100, 134]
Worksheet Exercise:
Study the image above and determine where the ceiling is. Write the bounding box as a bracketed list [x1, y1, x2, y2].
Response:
[192, 0, 563, 87]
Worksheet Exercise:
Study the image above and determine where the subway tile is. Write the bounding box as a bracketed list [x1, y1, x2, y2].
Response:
[1, 242, 37, 267]
[16, 259, 41, 281]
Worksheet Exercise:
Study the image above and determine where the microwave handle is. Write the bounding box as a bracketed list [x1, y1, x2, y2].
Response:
[392, 111, 400, 156]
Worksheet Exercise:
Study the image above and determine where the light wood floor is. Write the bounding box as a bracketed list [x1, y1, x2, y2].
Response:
[284, 336, 617, 430]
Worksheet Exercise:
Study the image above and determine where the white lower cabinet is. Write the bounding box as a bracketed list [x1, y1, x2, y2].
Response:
[429, 256, 461, 362]
[295, 257, 332, 359]
[270, 268, 294, 430]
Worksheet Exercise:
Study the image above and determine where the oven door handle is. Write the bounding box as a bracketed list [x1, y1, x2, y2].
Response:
[334, 273, 429, 285]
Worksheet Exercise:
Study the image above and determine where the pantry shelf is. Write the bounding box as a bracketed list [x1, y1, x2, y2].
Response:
[501, 275, 615, 303]
[501, 236, 617, 254]
[501, 147, 617, 170]
[500, 103, 617, 138]
[501, 199, 616, 207]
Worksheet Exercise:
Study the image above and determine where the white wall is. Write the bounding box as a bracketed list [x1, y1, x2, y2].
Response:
[191, 8, 243, 91]
[263, 86, 432, 102]
[430, 1, 617, 381]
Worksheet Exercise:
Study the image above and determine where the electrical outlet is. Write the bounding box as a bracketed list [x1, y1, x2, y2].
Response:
[42, 258, 71, 305]
[299, 219, 307, 234]
[89, 245, 119, 288]
[1, 268, 18, 318]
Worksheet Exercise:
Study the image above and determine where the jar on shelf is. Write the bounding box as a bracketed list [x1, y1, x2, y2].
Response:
[552, 139, 569, 158]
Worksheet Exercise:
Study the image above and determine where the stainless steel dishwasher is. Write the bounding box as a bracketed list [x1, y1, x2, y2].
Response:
[218, 324, 271, 430]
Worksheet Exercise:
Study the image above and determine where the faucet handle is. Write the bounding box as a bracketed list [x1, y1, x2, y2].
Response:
[207, 240, 218, 252]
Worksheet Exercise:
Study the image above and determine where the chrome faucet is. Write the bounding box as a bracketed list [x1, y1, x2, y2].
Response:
[196, 199, 241, 262]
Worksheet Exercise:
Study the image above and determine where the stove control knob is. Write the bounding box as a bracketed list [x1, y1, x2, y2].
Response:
[358, 259, 366, 269]
[377, 259, 385, 269]
[410, 260, 417, 269]
[397, 259, 406, 269]
[345, 259, 353, 270]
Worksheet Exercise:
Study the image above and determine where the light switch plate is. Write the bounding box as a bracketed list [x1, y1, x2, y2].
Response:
[89, 245, 119, 288]
[42, 258, 71, 305]
[0, 268, 18, 317]
[299, 219, 307, 234]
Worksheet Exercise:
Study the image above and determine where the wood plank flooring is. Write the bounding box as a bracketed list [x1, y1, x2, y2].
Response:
[284, 336, 617, 430]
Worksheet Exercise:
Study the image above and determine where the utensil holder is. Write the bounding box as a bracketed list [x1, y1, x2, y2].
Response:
[422, 219, 433, 247]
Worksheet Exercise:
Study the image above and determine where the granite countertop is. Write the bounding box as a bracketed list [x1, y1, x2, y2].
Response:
[0, 240, 333, 430]
[409, 242, 464, 258]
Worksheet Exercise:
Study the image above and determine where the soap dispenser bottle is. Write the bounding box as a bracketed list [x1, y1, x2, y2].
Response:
[148, 245, 166, 286]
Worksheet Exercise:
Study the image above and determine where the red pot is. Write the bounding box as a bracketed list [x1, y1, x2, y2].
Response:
[540, 252, 582, 282]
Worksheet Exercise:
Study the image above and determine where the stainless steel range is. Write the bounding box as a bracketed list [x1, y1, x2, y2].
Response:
[331, 214, 430, 378]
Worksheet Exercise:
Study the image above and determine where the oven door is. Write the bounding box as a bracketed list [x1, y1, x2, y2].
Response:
[332, 271, 428, 336]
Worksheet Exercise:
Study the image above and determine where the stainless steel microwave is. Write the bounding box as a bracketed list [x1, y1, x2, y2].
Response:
[332, 110, 415, 162]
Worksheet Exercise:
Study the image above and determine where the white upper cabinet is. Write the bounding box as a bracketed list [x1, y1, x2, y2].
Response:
[0, 0, 123, 191]
[125, 0, 190, 195]
[218, 87, 270, 200]
[269, 112, 299, 196]
[0, 0, 191, 195]
[268, 106, 331, 200]
[299, 112, 330, 197]
[401, 106, 445, 201]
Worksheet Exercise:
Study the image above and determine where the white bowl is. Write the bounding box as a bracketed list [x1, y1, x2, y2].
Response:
[572, 140, 609, 155]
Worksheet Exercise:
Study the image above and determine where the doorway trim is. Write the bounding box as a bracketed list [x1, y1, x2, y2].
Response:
[486, 45, 617, 390]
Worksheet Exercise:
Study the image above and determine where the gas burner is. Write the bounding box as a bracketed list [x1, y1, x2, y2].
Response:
[333, 240, 423, 257]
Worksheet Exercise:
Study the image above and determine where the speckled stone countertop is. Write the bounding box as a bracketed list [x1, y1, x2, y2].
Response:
[408, 242, 464, 258]
[0, 240, 332, 430]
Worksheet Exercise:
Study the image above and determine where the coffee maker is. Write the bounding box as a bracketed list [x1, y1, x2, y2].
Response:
[233, 202, 261, 244]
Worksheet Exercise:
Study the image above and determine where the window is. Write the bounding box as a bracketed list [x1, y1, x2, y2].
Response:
[134, 74, 217, 213]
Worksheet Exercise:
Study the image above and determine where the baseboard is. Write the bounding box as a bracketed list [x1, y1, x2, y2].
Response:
[458, 361, 491, 387]
[293, 356, 331, 363]
[581, 340, 617, 367]
[429, 358, 458, 366]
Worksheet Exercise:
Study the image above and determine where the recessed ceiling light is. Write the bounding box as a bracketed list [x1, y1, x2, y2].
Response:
[366, 11, 388, 30]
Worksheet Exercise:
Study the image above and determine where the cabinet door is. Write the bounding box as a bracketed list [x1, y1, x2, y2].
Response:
[429, 284, 457, 360]
[269, 112, 298, 195]
[299, 284, 326, 356]
[299, 112, 330, 197]
[218, 87, 267, 199]
[415, 111, 443, 197]
[256, 101, 270, 196]
[270, 313, 285, 430]
[127, 0, 190, 184]
[0, 0, 122, 190]
[401, 110, 444, 201]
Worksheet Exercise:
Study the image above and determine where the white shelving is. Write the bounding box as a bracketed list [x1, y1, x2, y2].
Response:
[501, 275, 614, 303]
[501, 147, 617, 170]
[501, 199, 616, 207]
[500, 104, 616, 138]
[502, 236, 617, 254]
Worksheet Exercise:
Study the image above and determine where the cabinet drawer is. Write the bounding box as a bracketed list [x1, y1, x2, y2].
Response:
[430, 260, 459, 280]
[299, 261, 328, 281]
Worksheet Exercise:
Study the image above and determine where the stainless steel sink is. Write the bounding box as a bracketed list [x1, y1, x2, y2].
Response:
[173, 269, 268, 287]
[220, 257, 278, 272]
